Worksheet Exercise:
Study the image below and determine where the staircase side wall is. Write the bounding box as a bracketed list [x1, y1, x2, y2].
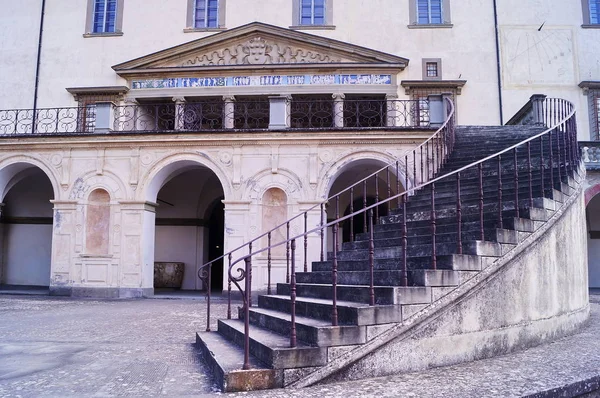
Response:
[325, 188, 589, 382]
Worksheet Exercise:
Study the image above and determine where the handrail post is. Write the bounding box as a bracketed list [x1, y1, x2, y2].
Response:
[498, 155, 503, 229]
[431, 183, 437, 270]
[368, 210, 375, 306]
[457, 173, 462, 254]
[206, 263, 212, 332]
[332, 221, 339, 326]
[304, 213, 308, 273]
[242, 257, 251, 370]
[514, 148, 520, 218]
[290, 239, 297, 348]
[267, 232, 272, 295]
[227, 254, 232, 319]
[286, 223, 290, 283]
[478, 162, 484, 241]
[402, 200, 408, 286]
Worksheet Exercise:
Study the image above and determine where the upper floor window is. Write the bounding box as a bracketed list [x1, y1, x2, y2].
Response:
[93, 0, 117, 33]
[418, 0, 442, 24]
[582, 0, 600, 26]
[195, 0, 219, 28]
[409, 0, 451, 28]
[84, 0, 123, 36]
[590, 0, 600, 23]
[291, 0, 333, 28]
[185, 0, 225, 31]
[301, 0, 325, 25]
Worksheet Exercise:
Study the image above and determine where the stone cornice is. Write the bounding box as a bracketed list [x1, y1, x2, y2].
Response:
[66, 86, 129, 100]
[401, 80, 467, 95]
[0, 133, 431, 150]
[579, 81, 600, 93]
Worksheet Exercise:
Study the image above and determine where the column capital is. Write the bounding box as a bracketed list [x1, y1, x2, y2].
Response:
[332, 93, 345, 101]
[223, 95, 236, 102]
[172, 96, 186, 103]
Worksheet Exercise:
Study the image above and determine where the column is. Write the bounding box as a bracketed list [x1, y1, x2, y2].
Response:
[530, 94, 547, 126]
[428, 94, 444, 127]
[94, 102, 115, 134]
[223, 95, 236, 129]
[172, 96, 186, 131]
[268, 95, 291, 130]
[332, 93, 345, 128]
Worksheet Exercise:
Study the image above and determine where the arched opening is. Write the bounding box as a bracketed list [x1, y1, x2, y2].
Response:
[151, 164, 225, 293]
[0, 167, 54, 289]
[587, 191, 600, 288]
[327, 159, 404, 247]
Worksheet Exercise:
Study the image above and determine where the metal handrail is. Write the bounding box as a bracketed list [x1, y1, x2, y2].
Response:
[227, 97, 578, 370]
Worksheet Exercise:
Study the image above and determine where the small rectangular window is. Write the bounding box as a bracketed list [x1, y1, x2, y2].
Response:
[300, 0, 326, 25]
[591, 0, 600, 24]
[93, 0, 117, 33]
[426, 62, 439, 78]
[418, 0, 443, 24]
[195, 0, 219, 28]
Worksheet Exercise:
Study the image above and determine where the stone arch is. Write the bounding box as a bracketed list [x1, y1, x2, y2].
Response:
[316, 150, 409, 201]
[138, 153, 232, 203]
[585, 184, 600, 206]
[68, 170, 131, 202]
[245, 168, 305, 204]
[0, 155, 60, 201]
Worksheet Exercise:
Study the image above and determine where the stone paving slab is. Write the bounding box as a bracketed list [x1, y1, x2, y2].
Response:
[0, 294, 599, 397]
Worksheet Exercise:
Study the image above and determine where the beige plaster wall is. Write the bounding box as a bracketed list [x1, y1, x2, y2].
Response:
[0, 130, 425, 295]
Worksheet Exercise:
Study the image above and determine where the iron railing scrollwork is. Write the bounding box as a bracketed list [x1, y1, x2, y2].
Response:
[0, 107, 95, 135]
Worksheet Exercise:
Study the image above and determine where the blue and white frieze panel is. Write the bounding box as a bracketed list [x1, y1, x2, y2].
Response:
[131, 74, 392, 89]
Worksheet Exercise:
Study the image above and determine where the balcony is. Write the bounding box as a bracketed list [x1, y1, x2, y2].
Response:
[0, 96, 442, 136]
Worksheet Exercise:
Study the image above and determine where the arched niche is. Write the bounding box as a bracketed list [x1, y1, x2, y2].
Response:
[86, 189, 111, 255]
[261, 187, 288, 257]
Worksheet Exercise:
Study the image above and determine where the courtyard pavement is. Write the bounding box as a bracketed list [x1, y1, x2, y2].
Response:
[0, 293, 599, 397]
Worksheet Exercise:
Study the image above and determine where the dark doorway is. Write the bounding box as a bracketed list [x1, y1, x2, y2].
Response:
[342, 196, 388, 242]
[207, 197, 225, 291]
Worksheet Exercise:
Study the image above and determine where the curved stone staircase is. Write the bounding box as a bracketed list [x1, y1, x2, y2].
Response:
[196, 123, 585, 392]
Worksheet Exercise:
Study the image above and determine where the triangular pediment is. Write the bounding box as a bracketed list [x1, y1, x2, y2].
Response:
[113, 22, 408, 73]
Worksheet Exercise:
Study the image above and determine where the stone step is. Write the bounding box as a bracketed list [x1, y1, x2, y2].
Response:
[295, 268, 461, 287]
[217, 319, 328, 369]
[333, 240, 501, 261]
[275, 283, 433, 305]
[195, 331, 281, 392]
[245, 306, 367, 347]
[313, 254, 482, 272]
[353, 227, 519, 245]
[257, 294, 402, 325]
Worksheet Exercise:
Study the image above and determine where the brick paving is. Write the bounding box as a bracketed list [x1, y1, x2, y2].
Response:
[0, 294, 599, 397]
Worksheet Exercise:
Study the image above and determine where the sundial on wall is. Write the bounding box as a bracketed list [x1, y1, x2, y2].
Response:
[501, 27, 575, 86]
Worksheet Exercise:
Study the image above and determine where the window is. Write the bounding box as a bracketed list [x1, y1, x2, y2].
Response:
[185, 0, 225, 31]
[422, 58, 442, 80]
[583, 0, 600, 26]
[418, 0, 442, 24]
[93, 0, 117, 33]
[590, 0, 600, 23]
[426, 63, 438, 78]
[84, 0, 123, 36]
[301, 0, 325, 25]
[194, 0, 219, 28]
[409, 0, 451, 27]
[291, 0, 333, 28]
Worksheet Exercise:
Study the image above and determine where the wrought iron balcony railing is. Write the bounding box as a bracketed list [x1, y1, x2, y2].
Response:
[0, 98, 432, 136]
